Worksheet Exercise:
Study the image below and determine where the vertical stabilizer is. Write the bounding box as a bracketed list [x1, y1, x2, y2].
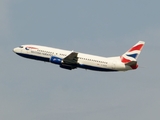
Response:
[121, 41, 145, 69]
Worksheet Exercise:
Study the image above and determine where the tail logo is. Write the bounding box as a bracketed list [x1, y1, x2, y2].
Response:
[126, 53, 138, 59]
[121, 53, 138, 64]
[121, 41, 145, 64]
[128, 44, 144, 52]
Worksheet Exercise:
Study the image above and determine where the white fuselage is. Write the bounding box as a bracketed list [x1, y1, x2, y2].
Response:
[13, 45, 132, 72]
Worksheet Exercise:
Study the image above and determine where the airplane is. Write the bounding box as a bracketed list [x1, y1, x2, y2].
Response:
[13, 41, 145, 72]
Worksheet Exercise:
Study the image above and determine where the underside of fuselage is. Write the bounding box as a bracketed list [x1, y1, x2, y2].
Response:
[16, 53, 50, 62]
[16, 53, 118, 72]
[78, 64, 118, 72]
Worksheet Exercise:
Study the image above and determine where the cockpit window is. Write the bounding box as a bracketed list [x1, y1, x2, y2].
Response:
[19, 46, 23, 48]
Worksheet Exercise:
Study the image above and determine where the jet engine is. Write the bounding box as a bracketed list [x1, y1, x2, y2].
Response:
[50, 56, 77, 70]
[50, 56, 62, 64]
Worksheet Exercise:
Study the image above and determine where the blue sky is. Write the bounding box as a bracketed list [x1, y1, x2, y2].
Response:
[1, 0, 160, 120]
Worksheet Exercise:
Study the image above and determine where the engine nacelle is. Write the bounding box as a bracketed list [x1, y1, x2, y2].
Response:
[50, 56, 77, 70]
[50, 56, 62, 64]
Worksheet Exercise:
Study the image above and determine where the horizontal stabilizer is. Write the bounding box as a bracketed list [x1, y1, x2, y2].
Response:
[125, 61, 137, 66]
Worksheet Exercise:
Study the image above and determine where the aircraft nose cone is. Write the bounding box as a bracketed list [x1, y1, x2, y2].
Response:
[13, 48, 16, 53]
[13, 48, 19, 53]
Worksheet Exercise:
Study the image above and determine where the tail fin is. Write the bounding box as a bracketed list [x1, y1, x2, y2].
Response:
[121, 41, 145, 69]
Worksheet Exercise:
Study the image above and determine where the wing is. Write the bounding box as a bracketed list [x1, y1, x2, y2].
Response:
[63, 52, 78, 64]
[60, 52, 79, 70]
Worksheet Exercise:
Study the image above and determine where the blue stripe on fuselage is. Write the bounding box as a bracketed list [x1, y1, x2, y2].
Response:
[16, 53, 50, 62]
[78, 64, 118, 72]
